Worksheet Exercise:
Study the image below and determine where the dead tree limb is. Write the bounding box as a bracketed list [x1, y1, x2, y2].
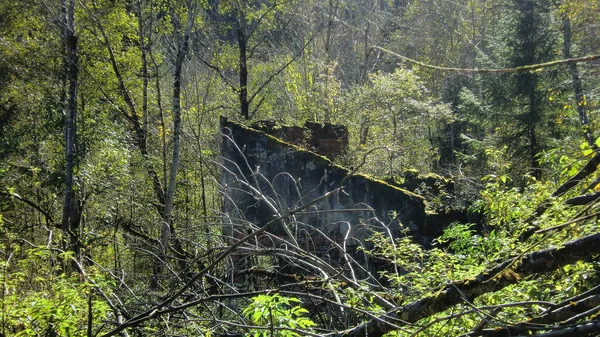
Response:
[548, 152, 600, 200]
[98, 187, 342, 337]
[336, 232, 600, 337]
[515, 319, 600, 337]
[463, 291, 600, 336]
[0, 191, 56, 226]
[521, 151, 600, 240]
[565, 192, 600, 206]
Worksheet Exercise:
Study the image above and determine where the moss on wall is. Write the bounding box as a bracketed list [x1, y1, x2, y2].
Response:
[221, 117, 466, 251]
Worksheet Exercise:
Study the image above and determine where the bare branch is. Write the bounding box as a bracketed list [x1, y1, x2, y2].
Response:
[0, 191, 56, 226]
[247, 28, 321, 107]
[197, 56, 238, 93]
[99, 184, 342, 337]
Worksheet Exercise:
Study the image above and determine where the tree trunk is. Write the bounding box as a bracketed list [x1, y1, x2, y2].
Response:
[238, 11, 249, 120]
[138, 1, 149, 137]
[152, 5, 195, 289]
[562, 16, 594, 146]
[361, 21, 371, 85]
[527, 84, 541, 179]
[323, 0, 338, 123]
[60, 0, 79, 259]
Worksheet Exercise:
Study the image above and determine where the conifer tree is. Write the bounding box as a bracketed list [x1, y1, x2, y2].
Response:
[480, 0, 559, 179]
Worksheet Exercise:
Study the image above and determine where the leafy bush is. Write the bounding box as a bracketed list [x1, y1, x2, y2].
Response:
[242, 293, 315, 337]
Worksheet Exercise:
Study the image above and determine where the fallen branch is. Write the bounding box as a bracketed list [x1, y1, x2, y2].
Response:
[515, 319, 600, 337]
[99, 187, 342, 337]
[465, 290, 600, 336]
[0, 190, 56, 226]
[336, 233, 600, 337]
[564, 192, 600, 206]
[521, 151, 600, 241]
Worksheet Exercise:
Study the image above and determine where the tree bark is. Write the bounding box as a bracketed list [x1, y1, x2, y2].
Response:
[237, 3, 249, 120]
[60, 0, 79, 259]
[152, 3, 195, 289]
[562, 16, 594, 146]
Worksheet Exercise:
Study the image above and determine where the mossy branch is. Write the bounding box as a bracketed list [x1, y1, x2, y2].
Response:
[375, 46, 600, 74]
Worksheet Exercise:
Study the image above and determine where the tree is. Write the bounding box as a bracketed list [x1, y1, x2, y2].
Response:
[93, 139, 600, 336]
[60, 0, 81, 262]
[556, 0, 598, 146]
[462, 0, 563, 181]
[511, 0, 546, 178]
[200, 0, 308, 120]
[340, 68, 451, 175]
[155, 0, 198, 289]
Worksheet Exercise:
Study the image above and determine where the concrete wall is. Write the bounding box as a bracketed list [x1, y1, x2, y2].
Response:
[220, 118, 455, 259]
[250, 120, 349, 160]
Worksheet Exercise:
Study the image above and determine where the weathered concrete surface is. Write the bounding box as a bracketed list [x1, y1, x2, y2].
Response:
[250, 120, 349, 160]
[220, 118, 453, 254]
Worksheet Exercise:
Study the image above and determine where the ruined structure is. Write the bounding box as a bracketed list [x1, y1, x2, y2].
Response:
[220, 118, 461, 270]
[249, 119, 349, 160]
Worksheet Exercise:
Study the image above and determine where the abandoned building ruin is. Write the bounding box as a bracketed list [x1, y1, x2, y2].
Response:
[220, 117, 465, 272]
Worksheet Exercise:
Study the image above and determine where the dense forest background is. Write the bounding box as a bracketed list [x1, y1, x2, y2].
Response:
[1, 0, 600, 336]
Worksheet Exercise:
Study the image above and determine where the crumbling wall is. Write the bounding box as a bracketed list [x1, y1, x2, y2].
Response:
[250, 120, 349, 160]
[220, 118, 453, 257]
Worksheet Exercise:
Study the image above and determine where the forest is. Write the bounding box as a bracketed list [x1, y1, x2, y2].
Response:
[1, 0, 600, 336]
